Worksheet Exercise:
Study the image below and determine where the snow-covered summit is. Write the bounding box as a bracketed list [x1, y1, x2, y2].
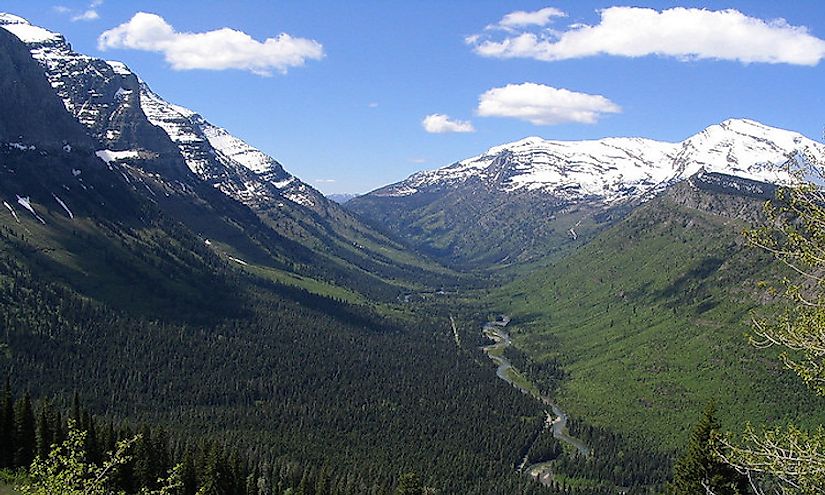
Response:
[0, 13, 63, 45]
[375, 118, 824, 203]
[671, 118, 821, 184]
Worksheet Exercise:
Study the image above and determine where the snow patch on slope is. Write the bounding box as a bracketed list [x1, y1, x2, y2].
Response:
[96, 149, 140, 164]
[3, 201, 19, 222]
[201, 122, 279, 175]
[16, 195, 45, 224]
[52, 193, 74, 219]
[105, 60, 132, 76]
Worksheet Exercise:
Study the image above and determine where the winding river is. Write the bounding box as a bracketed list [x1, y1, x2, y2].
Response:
[481, 317, 590, 482]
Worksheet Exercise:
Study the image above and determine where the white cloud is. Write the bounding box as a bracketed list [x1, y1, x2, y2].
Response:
[496, 7, 565, 29]
[314, 179, 336, 184]
[469, 7, 825, 66]
[55, 1, 102, 22]
[408, 157, 428, 164]
[72, 9, 100, 22]
[477, 83, 620, 125]
[421, 114, 476, 134]
[368, 102, 379, 108]
[98, 12, 324, 76]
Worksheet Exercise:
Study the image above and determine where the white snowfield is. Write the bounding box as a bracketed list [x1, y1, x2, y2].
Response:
[201, 122, 280, 175]
[0, 13, 61, 44]
[380, 119, 825, 203]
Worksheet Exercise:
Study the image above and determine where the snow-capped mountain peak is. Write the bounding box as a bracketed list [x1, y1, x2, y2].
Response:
[672, 118, 822, 185]
[0, 13, 62, 45]
[0, 13, 325, 209]
[376, 118, 823, 203]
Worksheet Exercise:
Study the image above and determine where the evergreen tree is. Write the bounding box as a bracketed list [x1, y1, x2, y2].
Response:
[180, 449, 198, 495]
[35, 403, 51, 460]
[669, 402, 749, 495]
[18, 420, 183, 495]
[0, 377, 12, 468]
[13, 392, 36, 468]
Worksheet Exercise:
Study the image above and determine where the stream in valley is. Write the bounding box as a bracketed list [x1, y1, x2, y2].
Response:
[480, 317, 590, 484]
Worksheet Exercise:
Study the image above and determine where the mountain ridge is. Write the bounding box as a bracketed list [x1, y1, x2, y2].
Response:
[349, 118, 824, 268]
[371, 118, 822, 203]
[0, 12, 319, 209]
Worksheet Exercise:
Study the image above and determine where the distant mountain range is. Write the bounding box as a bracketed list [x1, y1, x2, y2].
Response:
[326, 193, 359, 204]
[349, 118, 824, 267]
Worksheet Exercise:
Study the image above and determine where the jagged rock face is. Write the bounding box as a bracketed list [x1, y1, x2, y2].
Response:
[0, 12, 324, 210]
[0, 24, 90, 147]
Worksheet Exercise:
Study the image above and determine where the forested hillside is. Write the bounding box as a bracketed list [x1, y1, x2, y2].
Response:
[495, 173, 825, 449]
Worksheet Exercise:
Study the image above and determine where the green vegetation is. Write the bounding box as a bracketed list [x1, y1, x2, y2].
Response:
[0, 191, 553, 495]
[495, 182, 825, 450]
[668, 402, 748, 494]
[348, 186, 620, 269]
[718, 176, 825, 493]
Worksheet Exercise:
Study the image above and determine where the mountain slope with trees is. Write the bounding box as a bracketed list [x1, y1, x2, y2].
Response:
[494, 172, 825, 450]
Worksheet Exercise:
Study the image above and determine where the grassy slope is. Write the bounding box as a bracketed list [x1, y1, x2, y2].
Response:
[495, 187, 825, 449]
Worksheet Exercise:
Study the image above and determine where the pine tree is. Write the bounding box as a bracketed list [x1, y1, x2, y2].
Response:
[179, 449, 198, 495]
[35, 403, 51, 460]
[13, 392, 36, 468]
[669, 402, 749, 495]
[0, 377, 13, 468]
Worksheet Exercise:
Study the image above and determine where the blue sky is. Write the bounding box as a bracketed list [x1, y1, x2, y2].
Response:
[4, 1, 825, 194]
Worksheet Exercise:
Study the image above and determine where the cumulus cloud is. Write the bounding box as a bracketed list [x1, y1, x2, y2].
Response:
[468, 7, 825, 65]
[72, 9, 100, 22]
[477, 83, 620, 125]
[421, 114, 476, 134]
[98, 12, 324, 75]
[496, 7, 565, 29]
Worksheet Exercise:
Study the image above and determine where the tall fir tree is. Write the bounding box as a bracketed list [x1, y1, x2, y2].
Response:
[13, 392, 36, 468]
[669, 402, 749, 495]
[0, 377, 12, 468]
